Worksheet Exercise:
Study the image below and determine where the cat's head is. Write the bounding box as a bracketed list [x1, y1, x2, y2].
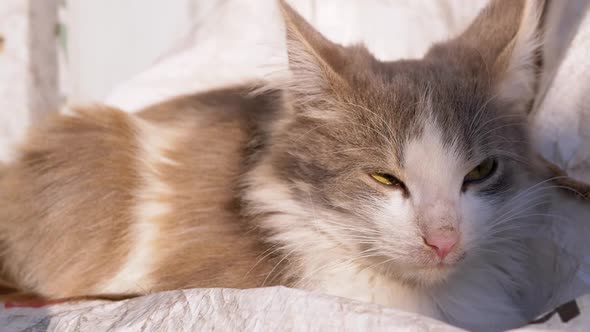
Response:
[253, 0, 547, 287]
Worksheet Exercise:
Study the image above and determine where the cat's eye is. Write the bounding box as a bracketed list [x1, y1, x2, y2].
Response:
[370, 173, 401, 187]
[463, 158, 497, 184]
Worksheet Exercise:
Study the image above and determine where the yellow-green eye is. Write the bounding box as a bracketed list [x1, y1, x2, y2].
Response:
[464, 158, 497, 184]
[370, 173, 401, 186]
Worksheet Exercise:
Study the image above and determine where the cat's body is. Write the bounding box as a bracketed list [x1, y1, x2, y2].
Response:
[0, 87, 283, 297]
[0, 0, 574, 331]
[0, 84, 552, 330]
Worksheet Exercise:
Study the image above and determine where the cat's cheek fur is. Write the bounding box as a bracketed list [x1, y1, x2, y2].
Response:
[368, 195, 422, 257]
[459, 192, 496, 252]
[368, 192, 412, 230]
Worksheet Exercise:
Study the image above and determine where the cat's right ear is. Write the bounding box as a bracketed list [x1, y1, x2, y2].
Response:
[460, 0, 546, 113]
[277, 0, 348, 103]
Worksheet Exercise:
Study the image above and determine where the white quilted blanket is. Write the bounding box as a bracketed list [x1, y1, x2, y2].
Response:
[2, 287, 590, 332]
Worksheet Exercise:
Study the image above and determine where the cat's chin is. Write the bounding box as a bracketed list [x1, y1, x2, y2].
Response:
[375, 259, 458, 287]
[408, 264, 457, 287]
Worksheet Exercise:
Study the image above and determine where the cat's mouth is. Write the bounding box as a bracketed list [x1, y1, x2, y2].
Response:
[383, 262, 457, 287]
[362, 250, 462, 286]
[418, 260, 457, 271]
[398, 259, 462, 286]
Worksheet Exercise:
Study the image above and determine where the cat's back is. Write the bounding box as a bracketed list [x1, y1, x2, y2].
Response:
[0, 84, 281, 298]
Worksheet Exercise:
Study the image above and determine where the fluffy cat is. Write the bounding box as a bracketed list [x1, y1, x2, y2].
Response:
[0, 0, 583, 330]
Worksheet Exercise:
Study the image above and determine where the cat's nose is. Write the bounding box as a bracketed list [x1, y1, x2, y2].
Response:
[422, 230, 458, 259]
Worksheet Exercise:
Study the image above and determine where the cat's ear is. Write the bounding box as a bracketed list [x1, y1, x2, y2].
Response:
[278, 0, 348, 101]
[460, 0, 546, 113]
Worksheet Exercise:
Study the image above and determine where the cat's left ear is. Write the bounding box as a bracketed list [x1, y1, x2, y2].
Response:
[458, 0, 547, 113]
[277, 0, 349, 102]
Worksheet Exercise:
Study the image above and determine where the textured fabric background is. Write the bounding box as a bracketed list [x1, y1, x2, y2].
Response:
[1, 287, 589, 331]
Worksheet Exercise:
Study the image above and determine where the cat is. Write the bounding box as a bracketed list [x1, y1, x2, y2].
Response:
[0, 0, 580, 330]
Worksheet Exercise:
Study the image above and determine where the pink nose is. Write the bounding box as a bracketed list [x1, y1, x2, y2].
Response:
[423, 231, 458, 259]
